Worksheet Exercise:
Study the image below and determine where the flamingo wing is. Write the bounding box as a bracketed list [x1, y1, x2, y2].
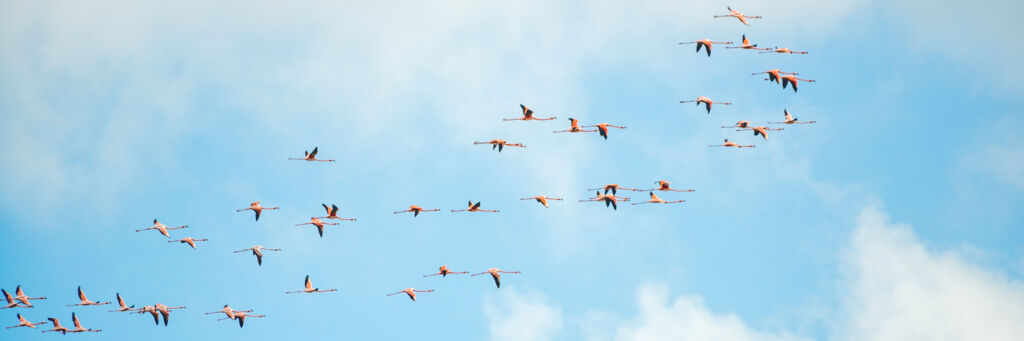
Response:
[305, 275, 313, 290]
[309, 147, 319, 158]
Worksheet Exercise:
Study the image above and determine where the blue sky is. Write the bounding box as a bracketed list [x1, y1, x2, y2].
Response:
[1, 1, 1023, 340]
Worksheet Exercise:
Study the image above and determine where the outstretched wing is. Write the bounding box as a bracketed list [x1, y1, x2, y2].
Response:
[472, 202, 482, 210]
[305, 275, 313, 290]
[309, 147, 319, 158]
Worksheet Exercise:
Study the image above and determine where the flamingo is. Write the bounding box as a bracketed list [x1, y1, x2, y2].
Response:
[580, 191, 631, 210]
[472, 268, 520, 288]
[633, 192, 686, 205]
[752, 69, 798, 84]
[582, 122, 626, 140]
[520, 195, 563, 208]
[236, 201, 279, 221]
[769, 109, 815, 125]
[738, 126, 784, 140]
[474, 139, 526, 152]
[133, 305, 159, 325]
[153, 303, 184, 326]
[42, 317, 69, 334]
[714, 6, 761, 26]
[424, 265, 468, 278]
[67, 287, 110, 307]
[587, 184, 638, 195]
[67, 312, 101, 333]
[168, 237, 208, 249]
[234, 245, 281, 266]
[6, 313, 46, 329]
[708, 139, 754, 148]
[725, 34, 769, 51]
[680, 96, 732, 114]
[13, 286, 45, 307]
[218, 311, 265, 328]
[760, 47, 808, 54]
[504, 104, 556, 121]
[678, 39, 732, 57]
[553, 118, 597, 133]
[285, 275, 337, 294]
[644, 180, 694, 192]
[135, 219, 188, 238]
[393, 205, 440, 217]
[296, 217, 339, 238]
[320, 203, 356, 221]
[2, 289, 25, 309]
[451, 201, 499, 213]
[722, 120, 752, 129]
[206, 304, 252, 321]
[108, 293, 134, 312]
[387, 288, 434, 301]
[775, 75, 816, 93]
[288, 146, 335, 162]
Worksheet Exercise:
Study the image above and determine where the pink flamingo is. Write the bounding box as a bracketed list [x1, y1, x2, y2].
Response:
[504, 104, 556, 121]
[387, 288, 434, 301]
[472, 268, 521, 288]
[288, 146, 335, 162]
[680, 96, 731, 114]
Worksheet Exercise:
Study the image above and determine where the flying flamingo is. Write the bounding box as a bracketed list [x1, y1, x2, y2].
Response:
[553, 118, 597, 133]
[738, 126, 784, 140]
[13, 286, 45, 308]
[722, 121, 752, 129]
[580, 191, 631, 210]
[67, 312, 101, 333]
[708, 139, 754, 148]
[775, 74, 816, 93]
[474, 138, 526, 152]
[168, 237, 208, 249]
[234, 245, 281, 266]
[587, 184, 638, 195]
[320, 203, 356, 221]
[153, 303, 185, 326]
[424, 265, 468, 278]
[387, 288, 434, 301]
[752, 69, 798, 84]
[582, 122, 626, 139]
[472, 268, 521, 288]
[760, 47, 808, 54]
[67, 287, 110, 307]
[394, 205, 440, 217]
[520, 195, 563, 208]
[644, 180, 694, 192]
[218, 311, 265, 328]
[680, 96, 732, 114]
[725, 34, 769, 51]
[504, 104, 556, 121]
[108, 293, 134, 312]
[288, 146, 335, 162]
[135, 219, 188, 238]
[633, 192, 686, 205]
[133, 305, 159, 325]
[6, 313, 46, 329]
[678, 39, 732, 57]
[236, 201, 279, 221]
[206, 304, 252, 321]
[451, 201, 499, 213]
[770, 109, 816, 125]
[42, 317, 69, 334]
[714, 6, 761, 26]
[2, 289, 25, 309]
[285, 275, 337, 294]
[296, 217, 338, 238]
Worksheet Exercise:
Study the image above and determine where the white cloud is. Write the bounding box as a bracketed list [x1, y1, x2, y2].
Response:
[488, 206, 1024, 341]
[604, 283, 809, 341]
[484, 289, 564, 341]
[836, 207, 1024, 341]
